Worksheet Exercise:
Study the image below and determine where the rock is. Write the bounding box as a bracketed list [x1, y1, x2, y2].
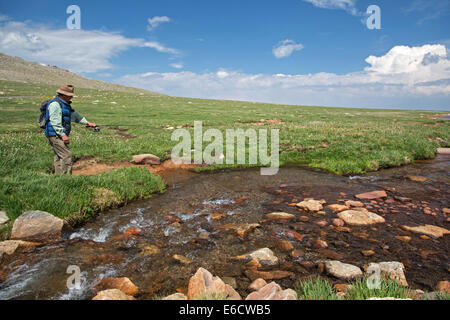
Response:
[163, 293, 188, 300]
[94, 277, 139, 296]
[317, 248, 343, 260]
[265, 212, 295, 222]
[222, 277, 237, 289]
[314, 239, 328, 249]
[225, 284, 242, 300]
[276, 240, 294, 252]
[291, 249, 305, 259]
[355, 190, 387, 200]
[283, 230, 304, 241]
[248, 278, 267, 291]
[324, 260, 363, 280]
[326, 204, 349, 212]
[0, 211, 8, 225]
[237, 248, 279, 266]
[365, 262, 408, 287]
[443, 208, 450, 214]
[395, 236, 411, 243]
[299, 216, 309, 222]
[0, 240, 40, 256]
[299, 261, 315, 269]
[173, 254, 193, 265]
[315, 220, 328, 227]
[187, 267, 230, 300]
[332, 218, 345, 227]
[361, 250, 375, 257]
[296, 200, 323, 212]
[406, 176, 427, 182]
[436, 280, 450, 293]
[437, 148, 450, 154]
[140, 245, 160, 256]
[11, 210, 64, 241]
[337, 210, 385, 226]
[244, 268, 294, 281]
[124, 227, 141, 236]
[401, 224, 449, 239]
[132, 154, 161, 165]
[345, 200, 364, 207]
[92, 289, 135, 300]
[213, 223, 260, 238]
[336, 226, 351, 233]
[245, 282, 297, 300]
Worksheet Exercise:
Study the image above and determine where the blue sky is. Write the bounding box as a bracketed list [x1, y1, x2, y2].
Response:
[0, 0, 449, 109]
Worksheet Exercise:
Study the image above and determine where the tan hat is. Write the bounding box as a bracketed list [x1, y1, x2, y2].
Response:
[56, 84, 76, 97]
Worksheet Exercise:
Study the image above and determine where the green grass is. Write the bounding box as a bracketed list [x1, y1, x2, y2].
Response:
[344, 277, 412, 300]
[0, 79, 449, 237]
[295, 277, 340, 300]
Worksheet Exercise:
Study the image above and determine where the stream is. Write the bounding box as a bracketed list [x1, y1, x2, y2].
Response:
[0, 155, 449, 300]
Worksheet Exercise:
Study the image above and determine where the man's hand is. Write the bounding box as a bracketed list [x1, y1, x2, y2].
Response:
[62, 135, 70, 145]
[87, 122, 96, 128]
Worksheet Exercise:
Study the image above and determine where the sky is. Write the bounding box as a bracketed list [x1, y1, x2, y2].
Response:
[0, 0, 449, 109]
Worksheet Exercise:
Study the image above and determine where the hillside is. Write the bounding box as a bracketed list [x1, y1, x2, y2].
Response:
[0, 52, 161, 95]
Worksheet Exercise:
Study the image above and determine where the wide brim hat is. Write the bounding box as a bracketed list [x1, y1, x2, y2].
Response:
[56, 84, 76, 97]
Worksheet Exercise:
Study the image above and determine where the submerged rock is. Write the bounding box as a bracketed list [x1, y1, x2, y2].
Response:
[401, 224, 449, 239]
[355, 190, 387, 200]
[213, 223, 260, 238]
[11, 210, 64, 242]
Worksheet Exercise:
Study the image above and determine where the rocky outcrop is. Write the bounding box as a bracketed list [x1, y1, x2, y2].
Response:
[245, 282, 297, 300]
[92, 289, 135, 300]
[10, 211, 64, 241]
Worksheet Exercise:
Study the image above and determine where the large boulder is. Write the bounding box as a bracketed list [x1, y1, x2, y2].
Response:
[187, 267, 241, 300]
[92, 289, 135, 300]
[365, 262, 408, 287]
[337, 210, 385, 226]
[325, 260, 363, 280]
[11, 211, 64, 241]
[245, 282, 297, 300]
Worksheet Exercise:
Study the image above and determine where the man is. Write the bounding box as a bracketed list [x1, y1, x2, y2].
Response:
[45, 84, 96, 174]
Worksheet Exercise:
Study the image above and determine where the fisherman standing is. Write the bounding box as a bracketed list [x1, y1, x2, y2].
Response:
[44, 84, 96, 174]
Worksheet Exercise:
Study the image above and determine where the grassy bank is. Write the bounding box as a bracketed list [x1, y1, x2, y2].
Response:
[0, 80, 448, 237]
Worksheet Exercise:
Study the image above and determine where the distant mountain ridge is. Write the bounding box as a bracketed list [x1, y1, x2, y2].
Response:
[0, 53, 161, 95]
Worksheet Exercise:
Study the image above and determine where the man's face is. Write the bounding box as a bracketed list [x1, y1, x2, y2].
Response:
[61, 94, 73, 103]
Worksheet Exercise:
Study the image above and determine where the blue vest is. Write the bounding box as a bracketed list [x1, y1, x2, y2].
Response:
[45, 97, 73, 137]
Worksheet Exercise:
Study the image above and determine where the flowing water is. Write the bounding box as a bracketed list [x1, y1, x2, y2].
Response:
[1, 156, 449, 300]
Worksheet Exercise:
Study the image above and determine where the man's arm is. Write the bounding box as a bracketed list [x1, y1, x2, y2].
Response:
[48, 102, 66, 137]
[71, 111, 96, 127]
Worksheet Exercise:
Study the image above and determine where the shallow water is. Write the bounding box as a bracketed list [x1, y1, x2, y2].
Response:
[1, 156, 449, 300]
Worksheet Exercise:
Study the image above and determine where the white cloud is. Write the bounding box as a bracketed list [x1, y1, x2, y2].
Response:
[115, 44, 450, 109]
[273, 40, 304, 59]
[147, 16, 171, 31]
[170, 62, 183, 69]
[303, 0, 360, 16]
[0, 19, 179, 73]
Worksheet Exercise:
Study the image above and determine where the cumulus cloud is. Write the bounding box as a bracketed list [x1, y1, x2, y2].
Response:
[170, 62, 183, 69]
[115, 44, 450, 109]
[0, 19, 179, 73]
[147, 16, 171, 31]
[303, 0, 360, 16]
[273, 40, 304, 59]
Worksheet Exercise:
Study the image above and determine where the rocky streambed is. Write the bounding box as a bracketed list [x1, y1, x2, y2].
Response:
[0, 154, 449, 300]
